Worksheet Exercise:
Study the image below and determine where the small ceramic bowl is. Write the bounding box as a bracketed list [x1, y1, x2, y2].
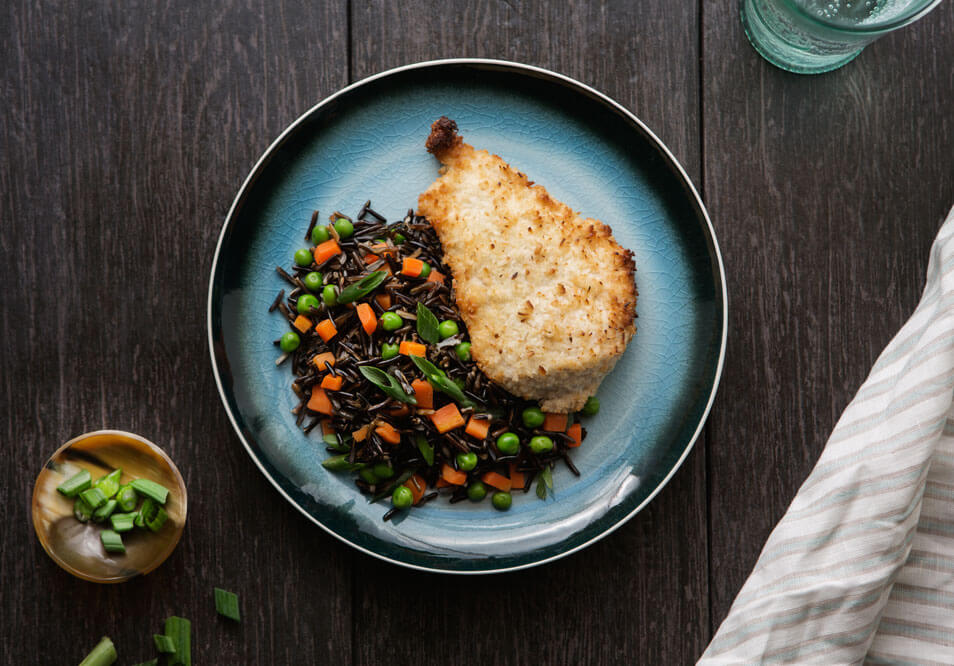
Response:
[32, 430, 187, 583]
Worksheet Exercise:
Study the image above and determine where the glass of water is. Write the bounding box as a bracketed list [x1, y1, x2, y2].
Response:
[741, 0, 944, 74]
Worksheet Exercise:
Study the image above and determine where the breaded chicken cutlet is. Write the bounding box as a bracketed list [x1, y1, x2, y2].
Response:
[417, 117, 637, 413]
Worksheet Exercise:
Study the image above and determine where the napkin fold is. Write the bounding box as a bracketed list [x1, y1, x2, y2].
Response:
[700, 205, 954, 665]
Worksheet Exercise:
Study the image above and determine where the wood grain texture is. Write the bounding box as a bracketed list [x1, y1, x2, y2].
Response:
[703, 0, 954, 633]
[349, 2, 709, 665]
[0, 1, 351, 662]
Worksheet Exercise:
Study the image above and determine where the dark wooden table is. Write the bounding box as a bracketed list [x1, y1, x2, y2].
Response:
[3, 2, 953, 663]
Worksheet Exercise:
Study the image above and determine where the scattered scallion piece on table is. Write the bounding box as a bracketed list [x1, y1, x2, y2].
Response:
[78, 636, 117, 666]
[91, 499, 118, 523]
[214, 587, 241, 622]
[164, 616, 191, 666]
[56, 469, 91, 498]
[100, 529, 125, 554]
[130, 478, 170, 504]
[79, 486, 108, 510]
[109, 511, 137, 533]
[93, 468, 122, 498]
[153, 633, 177, 654]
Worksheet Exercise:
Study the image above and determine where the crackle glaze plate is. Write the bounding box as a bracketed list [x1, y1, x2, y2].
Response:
[208, 59, 726, 573]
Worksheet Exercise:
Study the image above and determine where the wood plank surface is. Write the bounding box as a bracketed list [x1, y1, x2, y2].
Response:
[702, 0, 954, 633]
[0, 1, 352, 663]
[349, 3, 709, 665]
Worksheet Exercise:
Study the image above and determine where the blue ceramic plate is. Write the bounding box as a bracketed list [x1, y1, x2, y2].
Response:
[208, 59, 726, 573]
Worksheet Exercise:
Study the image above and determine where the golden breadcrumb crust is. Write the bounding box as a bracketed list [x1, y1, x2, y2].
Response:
[417, 117, 637, 412]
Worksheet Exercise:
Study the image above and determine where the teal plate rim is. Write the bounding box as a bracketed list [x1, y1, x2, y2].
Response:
[207, 58, 727, 574]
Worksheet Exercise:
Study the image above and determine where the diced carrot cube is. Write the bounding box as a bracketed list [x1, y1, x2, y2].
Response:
[320, 419, 335, 435]
[399, 341, 427, 357]
[427, 270, 445, 284]
[293, 315, 312, 333]
[356, 302, 377, 335]
[387, 404, 411, 418]
[481, 471, 511, 492]
[435, 478, 454, 489]
[464, 415, 490, 440]
[441, 463, 467, 486]
[411, 379, 433, 409]
[374, 421, 402, 445]
[320, 374, 343, 390]
[509, 463, 525, 489]
[430, 403, 465, 434]
[542, 412, 568, 432]
[567, 422, 583, 448]
[374, 293, 392, 310]
[403, 474, 426, 504]
[306, 388, 334, 415]
[312, 351, 336, 370]
[314, 319, 337, 342]
[363, 253, 380, 264]
[401, 257, 424, 277]
[353, 425, 370, 442]
[313, 239, 341, 265]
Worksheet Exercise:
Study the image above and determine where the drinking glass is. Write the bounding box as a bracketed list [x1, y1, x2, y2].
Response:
[741, 0, 944, 74]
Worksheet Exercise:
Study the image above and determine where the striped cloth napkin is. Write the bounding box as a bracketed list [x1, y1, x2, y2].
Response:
[700, 205, 954, 665]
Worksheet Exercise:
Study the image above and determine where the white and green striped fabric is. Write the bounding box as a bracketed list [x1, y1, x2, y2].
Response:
[701, 205, 954, 665]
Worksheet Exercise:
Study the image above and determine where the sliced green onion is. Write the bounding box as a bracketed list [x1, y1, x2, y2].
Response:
[336, 270, 387, 304]
[115, 484, 137, 512]
[214, 587, 241, 622]
[153, 634, 177, 654]
[164, 616, 191, 666]
[322, 433, 351, 452]
[100, 529, 125, 554]
[78, 636, 117, 666]
[79, 486, 108, 510]
[146, 505, 168, 532]
[91, 499, 118, 523]
[130, 478, 170, 504]
[321, 454, 366, 472]
[56, 469, 91, 498]
[415, 435, 434, 467]
[109, 511, 137, 533]
[73, 496, 95, 522]
[358, 366, 417, 405]
[93, 468, 122, 498]
[542, 465, 554, 490]
[415, 302, 441, 344]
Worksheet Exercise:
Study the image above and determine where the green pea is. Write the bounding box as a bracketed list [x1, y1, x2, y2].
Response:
[418, 261, 431, 279]
[280, 331, 300, 352]
[393, 233, 406, 244]
[294, 248, 314, 267]
[311, 225, 331, 244]
[521, 406, 545, 428]
[496, 432, 520, 455]
[380, 312, 403, 331]
[467, 482, 487, 502]
[455, 342, 472, 361]
[492, 491, 512, 511]
[438, 320, 459, 339]
[359, 468, 379, 485]
[297, 293, 320, 315]
[456, 452, 478, 472]
[581, 396, 600, 416]
[392, 485, 413, 509]
[381, 342, 399, 360]
[530, 435, 554, 454]
[322, 285, 338, 306]
[334, 218, 354, 238]
[372, 463, 395, 479]
[303, 271, 323, 292]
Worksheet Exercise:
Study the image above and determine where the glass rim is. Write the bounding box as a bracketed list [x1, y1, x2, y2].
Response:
[781, 0, 944, 34]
